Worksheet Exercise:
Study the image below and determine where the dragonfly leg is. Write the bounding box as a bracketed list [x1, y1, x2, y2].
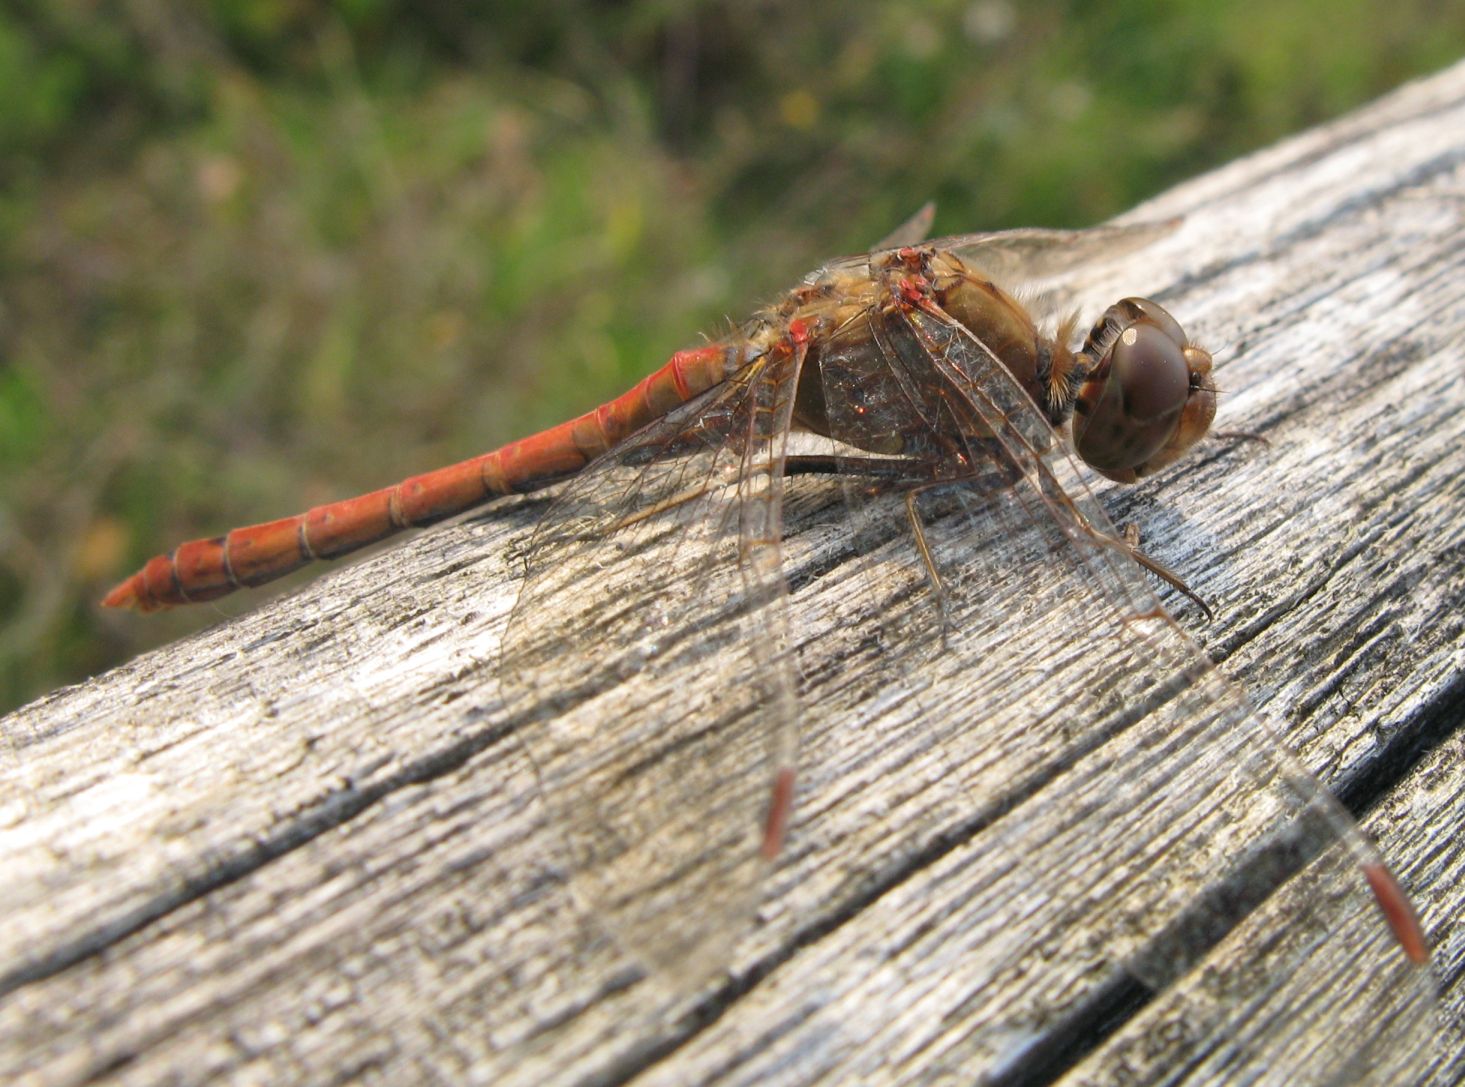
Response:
[614, 451, 888, 532]
[1077, 515, 1214, 621]
[782, 454, 934, 485]
[904, 488, 955, 646]
[782, 453, 965, 638]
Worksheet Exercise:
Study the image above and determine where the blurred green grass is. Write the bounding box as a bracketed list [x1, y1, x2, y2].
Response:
[1, 1, 1461, 715]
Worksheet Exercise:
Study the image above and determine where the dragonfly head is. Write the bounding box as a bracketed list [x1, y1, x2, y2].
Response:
[1072, 297, 1215, 484]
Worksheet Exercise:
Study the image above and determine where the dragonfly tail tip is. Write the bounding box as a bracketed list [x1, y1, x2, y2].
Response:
[101, 574, 161, 613]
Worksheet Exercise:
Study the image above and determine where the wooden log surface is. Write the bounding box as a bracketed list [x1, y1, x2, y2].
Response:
[3, 60, 1465, 1087]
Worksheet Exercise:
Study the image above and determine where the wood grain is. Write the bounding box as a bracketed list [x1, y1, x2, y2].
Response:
[3, 60, 1464, 1087]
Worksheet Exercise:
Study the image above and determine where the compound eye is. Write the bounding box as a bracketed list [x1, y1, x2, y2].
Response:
[1121, 297, 1186, 348]
[1111, 321, 1191, 423]
[1074, 317, 1192, 479]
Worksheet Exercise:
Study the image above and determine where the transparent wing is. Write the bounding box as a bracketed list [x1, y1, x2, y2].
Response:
[799, 291, 1436, 1079]
[499, 345, 801, 984]
[921, 219, 1182, 281]
[819, 218, 1184, 329]
[871, 201, 937, 249]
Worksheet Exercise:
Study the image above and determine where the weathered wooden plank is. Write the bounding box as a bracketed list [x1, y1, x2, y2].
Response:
[2, 60, 1464, 1086]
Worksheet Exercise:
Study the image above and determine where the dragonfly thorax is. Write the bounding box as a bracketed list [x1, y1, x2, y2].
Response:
[931, 264, 1082, 428]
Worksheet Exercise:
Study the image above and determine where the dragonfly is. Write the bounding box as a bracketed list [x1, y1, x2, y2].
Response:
[103, 207, 1434, 1078]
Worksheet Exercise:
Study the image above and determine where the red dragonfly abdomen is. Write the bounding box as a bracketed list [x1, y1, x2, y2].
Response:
[103, 343, 743, 612]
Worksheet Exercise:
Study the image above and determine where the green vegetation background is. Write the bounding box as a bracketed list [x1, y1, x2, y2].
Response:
[2, 1, 1462, 715]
